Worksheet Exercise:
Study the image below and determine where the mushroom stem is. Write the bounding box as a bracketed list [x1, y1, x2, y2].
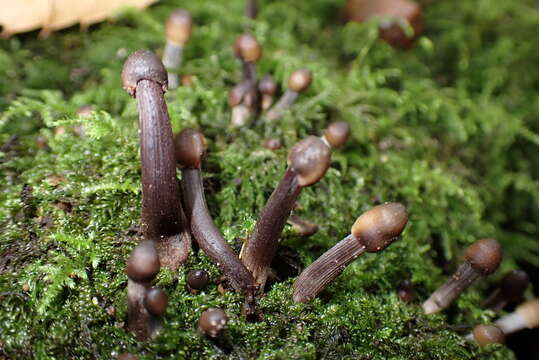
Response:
[493, 299, 539, 335]
[127, 279, 161, 340]
[265, 91, 298, 121]
[294, 234, 366, 303]
[162, 43, 183, 89]
[246, 0, 258, 18]
[242, 61, 257, 82]
[163, 9, 192, 89]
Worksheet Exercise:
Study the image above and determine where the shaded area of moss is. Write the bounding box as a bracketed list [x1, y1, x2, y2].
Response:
[1, 0, 538, 358]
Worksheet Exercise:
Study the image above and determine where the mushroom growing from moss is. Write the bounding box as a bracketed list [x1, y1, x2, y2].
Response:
[483, 270, 530, 311]
[186, 269, 210, 294]
[198, 308, 229, 338]
[240, 136, 331, 289]
[494, 298, 539, 335]
[472, 324, 505, 347]
[162, 9, 192, 89]
[266, 69, 312, 121]
[422, 238, 503, 315]
[321, 121, 351, 149]
[293, 202, 408, 303]
[246, 0, 257, 19]
[174, 129, 258, 301]
[144, 287, 168, 316]
[121, 49, 192, 270]
[258, 75, 277, 110]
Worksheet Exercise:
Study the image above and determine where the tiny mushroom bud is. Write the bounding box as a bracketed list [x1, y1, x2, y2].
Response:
[472, 324, 505, 347]
[241, 136, 331, 289]
[258, 75, 278, 110]
[229, 81, 253, 128]
[198, 308, 229, 338]
[187, 269, 210, 293]
[163, 9, 193, 89]
[483, 270, 530, 311]
[144, 287, 168, 316]
[234, 34, 262, 68]
[494, 298, 539, 335]
[266, 69, 312, 121]
[122, 50, 192, 271]
[175, 129, 258, 301]
[322, 121, 351, 148]
[422, 238, 503, 315]
[293, 203, 408, 303]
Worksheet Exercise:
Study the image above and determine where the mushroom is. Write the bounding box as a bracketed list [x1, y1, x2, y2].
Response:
[121, 49, 192, 270]
[144, 287, 168, 316]
[483, 270, 530, 311]
[229, 80, 255, 128]
[266, 69, 312, 121]
[125, 240, 161, 341]
[493, 298, 539, 335]
[258, 75, 277, 110]
[234, 33, 262, 82]
[186, 269, 210, 294]
[287, 214, 319, 237]
[293, 202, 408, 303]
[246, 0, 257, 19]
[240, 136, 331, 289]
[422, 238, 503, 315]
[321, 121, 351, 149]
[471, 324, 505, 346]
[174, 129, 259, 300]
[262, 137, 282, 150]
[162, 9, 193, 89]
[198, 308, 229, 338]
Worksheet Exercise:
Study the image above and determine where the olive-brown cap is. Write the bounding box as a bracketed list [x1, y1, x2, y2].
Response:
[125, 240, 160, 282]
[464, 238, 502, 275]
[144, 287, 168, 316]
[473, 324, 505, 346]
[351, 202, 408, 252]
[287, 136, 331, 187]
[234, 33, 262, 63]
[500, 270, 529, 302]
[516, 299, 539, 328]
[258, 75, 277, 95]
[187, 269, 210, 291]
[121, 50, 168, 97]
[288, 69, 312, 93]
[324, 121, 350, 148]
[174, 128, 207, 169]
[198, 308, 228, 337]
[165, 9, 192, 46]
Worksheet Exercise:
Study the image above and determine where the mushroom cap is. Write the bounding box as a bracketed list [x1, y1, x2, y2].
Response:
[288, 69, 312, 93]
[118, 353, 139, 360]
[500, 270, 529, 302]
[165, 9, 192, 45]
[174, 128, 207, 169]
[287, 136, 331, 187]
[351, 202, 408, 252]
[473, 324, 505, 346]
[464, 238, 502, 274]
[516, 298, 539, 329]
[234, 33, 262, 63]
[186, 269, 210, 291]
[262, 137, 282, 150]
[324, 121, 350, 148]
[198, 308, 228, 337]
[144, 287, 168, 316]
[258, 75, 277, 95]
[125, 240, 160, 282]
[121, 50, 167, 97]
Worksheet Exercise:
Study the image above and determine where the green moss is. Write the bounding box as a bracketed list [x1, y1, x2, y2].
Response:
[1, 0, 537, 358]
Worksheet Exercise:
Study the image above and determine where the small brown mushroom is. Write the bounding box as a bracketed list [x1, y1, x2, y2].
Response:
[293, 203, 408, 303]
[422, 238, 503, 315]
[241, 136, 331, 289]
[483, 270, 530, 311]
[322, 121, 351, 149]
[144, 287, 168, 316]
[471, 324, 505, 346]
[266, 69, 312, 121]
[234, 33, 262, 81]
[198, 308, 229, 338]
[262, 137, 282, 151]
[187, 269, 210, 293]
[258, 75, 278, 110]
[494, 298, 539, 335]
[162, 9, 193, 89]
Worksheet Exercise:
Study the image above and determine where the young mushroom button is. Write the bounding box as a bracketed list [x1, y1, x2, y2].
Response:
[144, 287, 168, 316]
[198, 308, 229, 338]
[472, 325, 505, 346]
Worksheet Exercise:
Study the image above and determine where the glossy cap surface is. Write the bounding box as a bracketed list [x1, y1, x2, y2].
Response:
[121, 50, 167, 97]
[174, 128, 207, 169]
[234, 34, 262, 63]
[324, 121, 350, 148]
[144, 287, 168, 316]
[288, 69, 312, 93]
[473, 324, 505, 346]
[165, 9, 192, 45]
[500, 270, 529, 302]
[351, 202, 408, 252]
[287, 136, 331, 187]
[125, 240, 160, 282]
[187, 269, 210, 291]
[198, 308, 228, 337]
[464, 238, 502, 274]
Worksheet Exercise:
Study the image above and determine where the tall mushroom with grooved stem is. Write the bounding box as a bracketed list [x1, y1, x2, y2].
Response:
[240, 136, 331, 289]
[121, 49, 191, 270]
[266, 69, 312, 121]
[174, 129, 259, 300]
[293, 203, 408, 303]
[422, 238, 503, 315]
[162, 9, 192, 89]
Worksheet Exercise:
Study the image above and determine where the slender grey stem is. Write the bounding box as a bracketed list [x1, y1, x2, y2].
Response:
[162, 42, 184, 89]
[266, 91, 298, 121]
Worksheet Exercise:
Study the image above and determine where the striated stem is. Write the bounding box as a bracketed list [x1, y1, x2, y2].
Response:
[127, 279, 161, 341]
[293, 234, 366, 303]
[162, 43, 183, 89]
[265, 91, 298, 121]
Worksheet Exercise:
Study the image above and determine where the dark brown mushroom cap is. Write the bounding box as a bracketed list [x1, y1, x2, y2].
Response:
[165, 9, 193, 45]
[186, 269, 210, 291]
[324, 121, 350, 148]
[174, 128, 207, 169]
[258, 75, 277, 95]
[473, 324, 505, 346]
[198, 308, 228, 337]
[288, 69, 312, 93]
[234, 33, 262, 63]
[287, 136, 331, 187]
[121, 50, 168, 97]
[118, 353, 139, 360]
[464, 238, 503, 274]
[144, 287, 169, 316]
[500, 270, 529, 302]
[125, 240, 160, 282]
[351, 202, 408, 252]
